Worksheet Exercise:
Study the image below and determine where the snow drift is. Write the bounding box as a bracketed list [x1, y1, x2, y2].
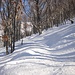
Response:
[0, 20, 75, 75]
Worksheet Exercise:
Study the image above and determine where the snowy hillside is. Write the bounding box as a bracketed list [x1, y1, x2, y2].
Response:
[0, 21, 75, 75]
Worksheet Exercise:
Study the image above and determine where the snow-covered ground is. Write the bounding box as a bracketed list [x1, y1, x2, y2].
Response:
[0, 21, 75, 75]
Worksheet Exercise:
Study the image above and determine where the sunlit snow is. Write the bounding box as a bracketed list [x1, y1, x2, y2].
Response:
[0, 20, 75, 75]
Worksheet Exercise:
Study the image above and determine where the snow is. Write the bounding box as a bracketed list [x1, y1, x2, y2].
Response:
[26, 22, 33, 32]
[0, 20, 75, 75]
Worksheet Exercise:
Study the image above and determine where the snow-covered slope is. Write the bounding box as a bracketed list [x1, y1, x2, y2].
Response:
[0, 21, 75, 75]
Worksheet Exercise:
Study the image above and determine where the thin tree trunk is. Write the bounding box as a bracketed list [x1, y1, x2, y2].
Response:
[6, 41, 9, 55]
[10, 34, 13, 53]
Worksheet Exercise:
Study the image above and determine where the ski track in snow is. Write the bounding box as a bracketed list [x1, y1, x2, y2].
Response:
[0, 21, 75, 75]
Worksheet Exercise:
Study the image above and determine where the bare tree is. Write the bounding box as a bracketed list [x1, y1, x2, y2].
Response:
[1, 0, 24, 54]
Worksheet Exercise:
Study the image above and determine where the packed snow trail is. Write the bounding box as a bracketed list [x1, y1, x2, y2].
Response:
[0, 21, 75, 75]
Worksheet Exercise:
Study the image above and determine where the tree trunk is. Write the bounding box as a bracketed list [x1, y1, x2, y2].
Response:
[6, 41, 9, 55]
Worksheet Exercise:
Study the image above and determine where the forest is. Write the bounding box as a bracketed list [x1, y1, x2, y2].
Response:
[0, 0, 75, 54]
